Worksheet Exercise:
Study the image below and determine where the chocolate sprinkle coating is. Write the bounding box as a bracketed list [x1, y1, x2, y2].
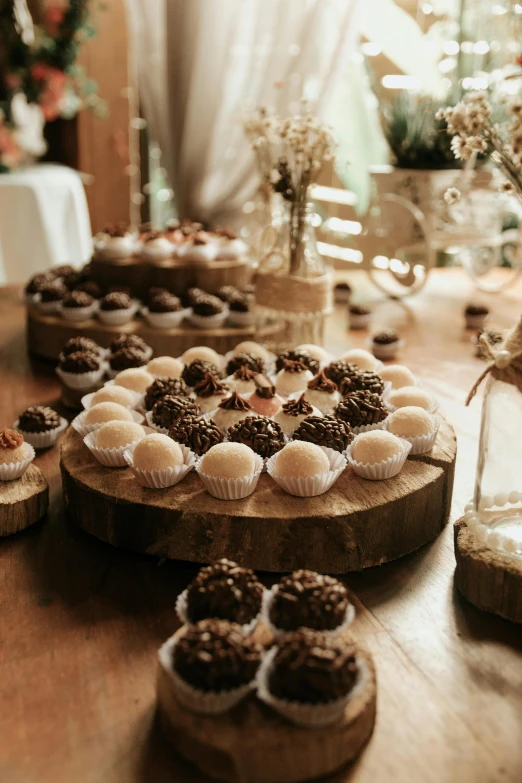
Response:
[61, 290, 94, 308]
[293, 415, 353, 452]
[152, 395, 200, 429]
[228, 415, 285, 458]
[192, 294, 226, 317]
[73, 281, 102, 299]
[25, 273, 53, 294]
[168, 415, 223, 455]
[372, 329, 399, 346]
[59, 351, 100, 374]
[182, 360, 221, 387]
[173, 619, 262, 692]
[270, 570, 350, 632]
[61, 336, 102, 358]
[181, 287, 206, 307]
[100, 291, 132, 311]
[335, 391, 387, 428]
[324, 360, 354, 386]
[18, 406, 61, 433]
[148, 292, 182, 313]
[109, 347, 148, 371]
[229, 293, 250, 313]
[109, 333, 150, 355]
[39, 282, 68, 302]
[144, 378, 189, 410]
[186, 559, 264, 625]
[268, 629, 358, 704]
[226, 352, 264, 376]
[325, 361, 384, 397]
[276, 349, 319, 374]
[216, 285, 240, 303]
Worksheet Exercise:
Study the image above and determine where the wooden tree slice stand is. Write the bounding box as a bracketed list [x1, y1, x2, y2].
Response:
[0, 465, 49, 537]
[26, 306, 281, 363]
[61, 417, 456, 573]
[454, 519, 522, 624]
[156, 628, 376, 783]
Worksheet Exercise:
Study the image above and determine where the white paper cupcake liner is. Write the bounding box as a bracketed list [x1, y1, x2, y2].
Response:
[256, 646, 368, 728]
[351, 418, 388, 436]
[83, 426, 149, 467]
[261, 587, 355, 641]
[13, 417, 68, 450]
[97, 302, 140, 325]
[368, 339, 405, 362]
[227, 310, 255, 327]
[144, 410, 170, 434]
[175, 589, 263, 635]
[266, 446, 346, 497]
[124, 441, 196, 488]
[196, 453, 263, 500]
[349, 313, 371, 329]
[72, 408, 144, 438]
[384, 415, 440, 456]
[141, 306, 191, 329]
[0, 444, 35, 481]
[36, 298, 62, 314]
[188, 307, 230, 329]
[81, 388, 143, 411]
[56, 364, 107, 390]
[58, 301, 99, 322]
[158, 634, 254, 714]
[141, 247, 174, 262]
[346, 437, 411, 480]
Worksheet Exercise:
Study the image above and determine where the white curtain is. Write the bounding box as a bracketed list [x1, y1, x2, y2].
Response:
[126, 0, 360, 225]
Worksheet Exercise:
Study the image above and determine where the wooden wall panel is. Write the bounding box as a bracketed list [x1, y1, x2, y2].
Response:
[77, 0, 130, 233]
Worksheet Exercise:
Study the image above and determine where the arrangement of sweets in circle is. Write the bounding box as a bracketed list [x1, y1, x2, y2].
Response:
[60, 334, 448, 502]
[157, 559, 376, 783]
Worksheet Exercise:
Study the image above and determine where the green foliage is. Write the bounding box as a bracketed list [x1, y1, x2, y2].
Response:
[379, 93, 459, 170]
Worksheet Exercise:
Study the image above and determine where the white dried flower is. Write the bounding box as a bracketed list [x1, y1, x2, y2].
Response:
[444, 187, 461, 205]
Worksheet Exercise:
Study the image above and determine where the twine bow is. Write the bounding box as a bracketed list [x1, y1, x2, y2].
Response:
[466, 333, 522, 405]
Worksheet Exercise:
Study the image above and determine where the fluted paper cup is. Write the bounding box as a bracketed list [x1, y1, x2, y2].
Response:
[83, 426, 149, 467]
[0, 443, 35, 481]
[350, 418, 388, 436]
[261, 586, 355, 641]
[196, 453, 263, 500]
[368, 339, 404, 362]
[175, 589, 263, 636]
[188, 306, 230, 329]
[266, 446, 346, 497]
[14, 417, 68, 450]
[256, 646, 369, 728]
[58, 301, 99, 322]
[97, 301, 140, 325]
[144, 410, 169, 434]
[56, 364, 106, 390]
[227, 310, 255, 327]
[384, 414, 440, 456]
[142, 306, 191, 329]
[81, 388, 143, 411]
[72, 408, 144, 438]
[346, 437, 411, 480]
[35, 297, 62, 314]
[124, 441, 196, 488]
[158, 634, 255, 714]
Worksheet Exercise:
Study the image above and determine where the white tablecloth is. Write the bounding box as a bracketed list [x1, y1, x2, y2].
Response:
[0, 164, 93, 284]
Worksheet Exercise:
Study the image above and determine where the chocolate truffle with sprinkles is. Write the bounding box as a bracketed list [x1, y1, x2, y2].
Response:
[168, 415, 224, 456]
[144, 377, 189, 410]
[61, 290, 94, 308]
[228, 415, 285, 459]
[100, 291, 133, 311]
[18, 406, 61, 433]
[182, 359, 221, 387]
[172, 619, 262, 692]
[185, 559, 264, 625]
[275, 348, 319, 375]
[152, 395, 200, 429]
[293, 414, 353, 452]
[335, 391, 387, 428]
[226, 352, 265, 376]
[61, 336, 102, 358]
[148, 292, 182, 313]
[268, 630, 358, 704]
[338, 368, 384, 397]
[109, 346, 148, 372]
[109, 333, 150, 355]
[59, 351, 100, 374]
[192, 294, 226, 317]
[270, 570, 351, 632]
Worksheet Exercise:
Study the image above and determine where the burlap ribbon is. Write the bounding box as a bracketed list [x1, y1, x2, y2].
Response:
[255, 270, 333, 317]
[467, 316, 522, 405]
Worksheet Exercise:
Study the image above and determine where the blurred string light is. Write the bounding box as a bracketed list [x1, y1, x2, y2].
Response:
[381, 75, 422, 89]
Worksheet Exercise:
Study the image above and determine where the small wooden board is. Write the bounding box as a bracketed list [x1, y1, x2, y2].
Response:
[61, 419, 456, 573]
[26, 307, 281, 362]
[454, 519, 522, 624]
[157, 638, 376, 783]
[0, 465, 49, 537]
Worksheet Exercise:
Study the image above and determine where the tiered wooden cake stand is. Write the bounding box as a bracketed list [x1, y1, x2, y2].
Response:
[61, 417, 456, 573]
[27, 255, 281, 361]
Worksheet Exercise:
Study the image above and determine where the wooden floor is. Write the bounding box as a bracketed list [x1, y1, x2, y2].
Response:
[1, 268, 521, 783]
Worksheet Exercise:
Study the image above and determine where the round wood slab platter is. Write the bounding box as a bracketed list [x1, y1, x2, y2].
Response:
[454, 519, 522, 624]
[157, 632, 376, 783]
[26, 306, 281, 362]
[0, 464, 49, 537]
[61, 418, 456, 573]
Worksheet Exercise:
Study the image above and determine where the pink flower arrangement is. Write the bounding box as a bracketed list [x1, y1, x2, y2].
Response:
[0, 122, 22, 168]
[30, 63, 67, 121]
[43, 1, 66, 36]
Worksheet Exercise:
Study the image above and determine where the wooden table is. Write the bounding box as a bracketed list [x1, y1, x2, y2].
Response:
[1, 269, 521, 783]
